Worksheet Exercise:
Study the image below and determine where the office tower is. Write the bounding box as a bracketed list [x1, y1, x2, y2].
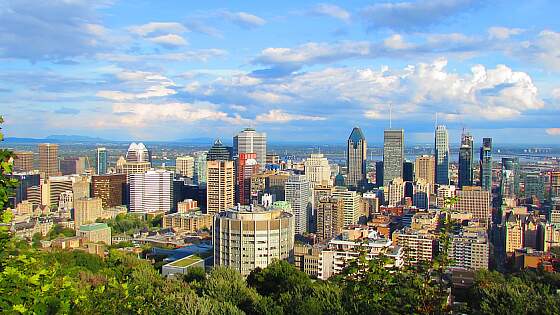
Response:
[9, 173, 40, 206]
[91, 174, 127, 208]
[193, 151, 208, 186]
[206, 160, 235, 215]
[383, 129, 404, 187]
[316, 196, 344, 243]
[13, 151, 33, 172]
[207, 139, 233, 161]
[60, 157, 86, 175]
[524, 173, 545, 201]
[403, 160, 414, 182]
[458, 132, 474, 188]
[38, 143, 59, 177]
[332, 186, 362, 226]
[479, 138, 492, 191]
[387, 177, 406, 207]
[313, 184, 334, 210]
[413, 178, 431, 210]
[347, 127, 367, 188]
[453, 186, 492, 226]
[437, 185, 456, 208]
[77, 223, 111, 245]
[334, 173, 345, 187]
[304, 153, 331, 187]
[96, 147, 108, 175]
[47, 176, 73, 208]
[375, 161, 383, 187]
[233, 128, 267, 169]
[414, 155, 435, 194]
[236, 153, 259, 205]
[126, 143, 149, 163]
[74, 197, 103, 227]
[129, 170, 173, 213]
[121, 162, 151, 180]
[72, 176, 90, 200]
[176, 156, 195, 178]
[501, 157, 520, 198]
[449, 229, 489, 270]
[435, 125, 450, 185]
[285, 174, 311, 234]
[213, 205, 294, 276]
[550, 171, 560, 199]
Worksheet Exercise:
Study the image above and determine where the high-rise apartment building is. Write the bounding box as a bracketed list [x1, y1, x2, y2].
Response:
[347, 127, 367, 188]
[458, 132, 474, 188]
[479, 138, 492, 191]
[414, 155, 435, 194]
[453, 186, 492, 226]
[126, 143, 150, 163]
[74, 197, 103, 227]
[193, 151, 208, 186]
[91, 174, 127, 208]
[236, 153, 259, 205]
[233, 128, 267, 170]
[96, 147, 108, 175]
[387, 177, 406, 207]
[176, 156, 195, 178]
[393, 228, 437, 266]
[383, 129, 404, 187]
[213, 205, 294, 276]
[449, 228, 489, 270]
[13, 151, 34, 172]
[206, 160, 234, 215]
[129, 170, 173, 213]
[285, 174, 311, 234]
[331, 186, 362, 226]
[38, 143, 59, 177]
[316, 196, 344, 243]
[304, 153, 331, 187]
[435, 125, 449, 185]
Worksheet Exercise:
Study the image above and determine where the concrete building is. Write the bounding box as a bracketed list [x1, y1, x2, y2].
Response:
[387, 177, 406, 207]
[392, 228, 437, 266]
[13, 151, 34, 172]
[129, 170, 173, 213]
[414, 155, 435, 194]
[504, 211, 523, 254]
[38, 143, 59, 177]
[213, 205, 295, 276]
[91, 174, 126, 208]
[293, 244, 322, 278]
[304, 153, 331, 187]
[316, 196, 344, 243]
[177, 199, 198, 213]
[453, 186, 492, 226]
[233, 128, 267, 170]
[176, 156, 195, 178]
[162, 212, 213, 233]
[435, 125, 450, 185]
[74, 197, 103, 227]
[347, 127, 367, 188]
[383, 129, 404, 187]
[77, 223, 111, 245]
[285, 174, 311, 234]
[437, 185, 456, 208]
[449, 228, 489, 270]
[332, 187, 362, 226]
[206, 160, 235, 215]
[162, 255, 205, 277]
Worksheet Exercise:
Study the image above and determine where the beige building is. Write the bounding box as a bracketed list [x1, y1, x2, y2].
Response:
[414, 155, 435, 194]
[387, 177, 405, 207]
[504, 211, 523, 253]
[316, 196, 344, 243]
[39, 143, 59, 177]
[176, 156, 195, 178]
[304, 153, 331, 187]
[14, 151, 34, 172]
[449, 228, 489, 270]
[163, 212, 213, 233]
[453, 186, 492, 226]
[121, 161, 151, 180]
[332, 187, 362, 226]
[178, 199, 198, 213]
[392, 228, 437, 266]
[293, 244, 322, 278]
[77, 223, 111, 245]
[206, 160, 235, 215]
[74, 197, 103, 227]
[213, 205, 295, 276]
[437, 185, 456, 208]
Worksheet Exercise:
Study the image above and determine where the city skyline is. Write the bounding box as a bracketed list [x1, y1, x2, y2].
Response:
[1, 1, 560, 144]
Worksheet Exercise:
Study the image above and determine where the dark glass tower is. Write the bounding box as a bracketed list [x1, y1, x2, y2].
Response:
[479, 138, 492, 191]
[458, 132, 474, 188]
[207, 139, 233, 161]
[347, 127, 367, 188]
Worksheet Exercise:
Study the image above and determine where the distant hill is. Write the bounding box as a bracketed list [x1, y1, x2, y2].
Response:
[5, 135, 110, 143]
[174, 137, 216, 145]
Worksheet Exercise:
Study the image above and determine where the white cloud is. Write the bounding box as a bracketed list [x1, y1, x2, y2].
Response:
[128, 22, 187, 36]
[222, 11, 266, 28]
[256, 109, 326, 123]
[311, 4, 351, 22]
[248, 91, 292, 104]
[488, 26, 524, 40]
[148, 34, 188, 47]
[96, 49, 227, 63]
[230, 104, 248, 112]
[546, 128, 560, 136]
[383, 34, 412, 50]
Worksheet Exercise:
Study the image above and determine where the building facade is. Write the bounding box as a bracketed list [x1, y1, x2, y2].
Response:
[285, 174, 311, 234]
[206, 160, 235, 215]
[347, 127, 367, 188]
[435, 125, 450, 185]
[129, 170, 173, 213]
[383, 129, 404, 187]
[233, 128, 267, 170]
[38, 143, 59, 177]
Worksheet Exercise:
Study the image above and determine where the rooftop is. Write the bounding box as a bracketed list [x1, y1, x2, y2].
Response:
[168, 255, 203, 267]
[79, 223, 109, 231]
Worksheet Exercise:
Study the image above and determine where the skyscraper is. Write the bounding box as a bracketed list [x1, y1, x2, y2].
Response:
[347, 127, 367, 188]
[207, 139, 233, 161]
[91, 174, 127, 208]
[304, 153, 331, 187]
[331, 186, 362, 226]
[316, 196, 344, 243]
[458, 132, 474, 188]
[38, 143, 59, 177]
[453, 187, 491, 226]
[501, 157, 520, 198]
[126, 143, 150, 163]
[193, 151, 208, 186]
[285, 174, 311, 235]
[435, 125, 449, 185]
[233, 128, 267, 169]
[13, 151, 34, 172]
[479, 138, 492, 191]
[96, 147, 108, 175]
[206, 160, 235, 215]
[236, 153, 259, 205]
[129, 170, 173, 213]
[176, 156, 195, 178]
[414, 155, 435, 194]
[383, 129, 404, 187]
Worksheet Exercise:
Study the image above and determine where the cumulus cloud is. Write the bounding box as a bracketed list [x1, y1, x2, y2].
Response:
[256, 110, 326, 123]
[221, 11, 266, 29]
[96, 70, 177, 101]
[148, 34, 188, 47]
[546, 128, 560, 136]
[310, 4, 351, 22]
[360, 0, 480, 31]
[128, 22, 188, 36]
[488, 26, 524, 40]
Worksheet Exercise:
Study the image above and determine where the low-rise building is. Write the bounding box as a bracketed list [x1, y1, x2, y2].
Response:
[77, 223, 111, 245]
[293, 244, 323, 278]
[392, 228, 438, 266]
[162, 212, 213, 233]
[161, 255, 205, 277]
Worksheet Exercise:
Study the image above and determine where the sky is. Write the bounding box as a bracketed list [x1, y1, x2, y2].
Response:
[1, 0, 560, 145]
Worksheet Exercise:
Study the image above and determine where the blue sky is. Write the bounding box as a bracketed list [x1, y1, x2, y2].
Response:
[1, 0, 560, 144]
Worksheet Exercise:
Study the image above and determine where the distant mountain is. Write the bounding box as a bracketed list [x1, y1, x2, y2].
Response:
[5, 135, 110, 143]
[173, 137, 216, 145]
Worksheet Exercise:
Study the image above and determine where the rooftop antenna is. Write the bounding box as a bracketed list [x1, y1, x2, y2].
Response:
[389, 103, 393, 129]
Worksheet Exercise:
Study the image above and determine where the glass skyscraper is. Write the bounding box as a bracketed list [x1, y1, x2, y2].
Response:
[458, 132, 473, 188]
[96, 147, 108, 175]
[383, 129, 404, 187]
[233, 128, 267, 170]
[435, 125, 449, 185]
[346, 127, 367, 188]
[479, 138, 492, 191]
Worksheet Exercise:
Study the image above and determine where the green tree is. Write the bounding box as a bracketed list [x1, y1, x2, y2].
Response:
[47, 224, 76, 240]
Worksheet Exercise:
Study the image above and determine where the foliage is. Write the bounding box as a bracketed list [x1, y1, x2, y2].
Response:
[47, 224, 76, 240]
[98, 213, 147, 235]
